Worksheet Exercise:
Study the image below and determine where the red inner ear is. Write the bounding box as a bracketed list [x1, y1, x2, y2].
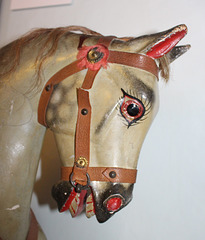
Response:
[147, 30, 187, 59]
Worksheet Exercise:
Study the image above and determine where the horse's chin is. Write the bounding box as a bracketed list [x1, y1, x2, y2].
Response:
[52, 181, 134, 223]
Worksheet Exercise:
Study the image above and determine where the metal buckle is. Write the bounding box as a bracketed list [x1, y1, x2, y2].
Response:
[70, 172, 90, 193]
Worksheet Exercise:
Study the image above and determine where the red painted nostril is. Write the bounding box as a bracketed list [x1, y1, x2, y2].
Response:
[106, 197, 122, 212]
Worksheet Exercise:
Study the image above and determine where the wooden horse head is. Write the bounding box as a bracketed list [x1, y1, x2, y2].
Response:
[0, 25, 190, 239]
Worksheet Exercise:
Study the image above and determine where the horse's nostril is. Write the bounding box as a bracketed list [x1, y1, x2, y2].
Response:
[106, 197, 122, 212]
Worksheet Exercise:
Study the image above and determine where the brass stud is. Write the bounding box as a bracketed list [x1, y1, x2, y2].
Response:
[75, 157, 88, 168]
[87, 47, 104, 63]
[45, 84, 51, 91]
[109, 171, 117, 179]
[81, 108, 88, 115]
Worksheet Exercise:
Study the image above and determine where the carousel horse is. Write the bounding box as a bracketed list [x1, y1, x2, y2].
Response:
[0, 24, 190, 239]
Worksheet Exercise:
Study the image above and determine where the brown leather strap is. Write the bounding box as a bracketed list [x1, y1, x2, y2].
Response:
[72, 36, 115, 186]
[78, 35, 89, 49]
[81, 68, 100, 89]
[108, 51, 159, 79]
[62, 167, 137, 184]
[98, 36, 116, 47]
[72, 88, 91, 185]
[38, 59, 84, 126]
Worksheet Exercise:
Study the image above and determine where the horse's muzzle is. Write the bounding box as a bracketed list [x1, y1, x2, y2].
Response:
[90, 182, 134, 223]
[52, 181, 134, 223]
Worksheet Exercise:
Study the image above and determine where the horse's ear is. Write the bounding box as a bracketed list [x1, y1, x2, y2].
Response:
[128, 24, 190, 63]
[165, 44, 191, 63]
[145, 24, 189, 59]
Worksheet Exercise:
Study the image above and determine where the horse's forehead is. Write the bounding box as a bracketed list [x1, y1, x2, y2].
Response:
[89, 65, 158, 101]
[58, 65, 157, 98]
[48, 63, 158, 105]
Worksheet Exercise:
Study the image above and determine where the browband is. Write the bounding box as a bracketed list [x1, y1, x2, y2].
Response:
[38, 35, 159, 186]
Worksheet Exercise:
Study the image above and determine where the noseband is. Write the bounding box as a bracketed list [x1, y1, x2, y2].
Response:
[38, 35, 159, 192]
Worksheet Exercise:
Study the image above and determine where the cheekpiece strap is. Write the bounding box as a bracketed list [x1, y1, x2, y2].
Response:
[72, 36, 115, 186]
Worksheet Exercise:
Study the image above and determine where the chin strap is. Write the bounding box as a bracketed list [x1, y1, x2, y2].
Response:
[38, 34, 159, 190]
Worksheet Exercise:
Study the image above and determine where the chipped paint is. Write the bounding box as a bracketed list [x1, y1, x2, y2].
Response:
[6, 205, 20, 211]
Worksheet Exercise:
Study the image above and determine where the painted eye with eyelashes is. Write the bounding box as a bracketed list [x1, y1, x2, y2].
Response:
[120, 89, 151, 127]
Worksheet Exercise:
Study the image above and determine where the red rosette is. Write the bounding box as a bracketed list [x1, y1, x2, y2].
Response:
[77, 44, 109, 71]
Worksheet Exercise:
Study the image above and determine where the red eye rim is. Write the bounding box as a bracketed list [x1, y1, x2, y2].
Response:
[120, 93, 145, 126]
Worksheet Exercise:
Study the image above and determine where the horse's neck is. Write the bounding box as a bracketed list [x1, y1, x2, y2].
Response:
[0, 66, 47, 193]
[0, 34, 79, 169]
[0, 44, 49, 239]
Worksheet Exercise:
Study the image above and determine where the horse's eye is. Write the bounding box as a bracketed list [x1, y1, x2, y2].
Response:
[120, 90, 145, 127]
[127, 103, 141, 117]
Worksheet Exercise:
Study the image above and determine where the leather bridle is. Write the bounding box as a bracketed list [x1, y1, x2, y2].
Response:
[38, 34, 159, 192]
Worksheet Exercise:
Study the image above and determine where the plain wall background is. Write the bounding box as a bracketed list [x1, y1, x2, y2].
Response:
[0, 0, 205, 239]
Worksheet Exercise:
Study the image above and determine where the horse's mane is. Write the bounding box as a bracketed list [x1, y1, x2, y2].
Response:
[0, 26, 169, 92]
[0, 26, 103, 91]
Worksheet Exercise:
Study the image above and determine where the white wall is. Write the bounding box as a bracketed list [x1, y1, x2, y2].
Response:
[1, 0, 205, 240]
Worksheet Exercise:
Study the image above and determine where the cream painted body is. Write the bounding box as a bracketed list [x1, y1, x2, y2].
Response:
[0, 33, 89, 239]
[0, 56, 46, 239]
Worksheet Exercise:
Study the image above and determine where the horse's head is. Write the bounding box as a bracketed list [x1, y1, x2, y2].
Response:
[39, 25, 190, 222]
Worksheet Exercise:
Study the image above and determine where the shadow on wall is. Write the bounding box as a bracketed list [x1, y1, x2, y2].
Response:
[34, 129, 61, 210]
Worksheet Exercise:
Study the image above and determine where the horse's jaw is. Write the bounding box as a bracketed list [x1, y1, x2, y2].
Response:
[52, 181, 134, 223]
